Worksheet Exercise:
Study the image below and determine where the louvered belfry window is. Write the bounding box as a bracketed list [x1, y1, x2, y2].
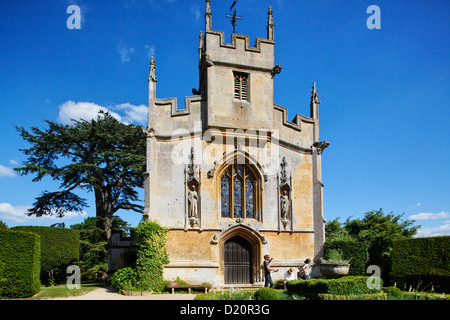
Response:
[234, 71, 249, 101]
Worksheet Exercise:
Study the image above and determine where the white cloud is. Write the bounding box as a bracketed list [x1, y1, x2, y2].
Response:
[118, 43, 135, 63]
[409, 211, 450, 221]
[113, 103, 148, 125]
[58, 100, 147, 126]
[190, 4, 201, 21]
[415, 223, 450, 238]
[144, 44, 155, 59]
[0, 202, 87, 224]
[0, 165, 15, 178]
[58, 100, 122, 125]
[0, 203, 32, 223]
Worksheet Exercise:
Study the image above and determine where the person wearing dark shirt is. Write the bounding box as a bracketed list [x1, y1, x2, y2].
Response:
[263, 254, 279, 288]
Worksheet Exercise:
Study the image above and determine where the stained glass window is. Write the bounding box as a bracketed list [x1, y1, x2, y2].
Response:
[234, 178, 242, 218]
[221, 176, 230, 218]
[245, 177, 254, 218]
[220, 164, 257, 220]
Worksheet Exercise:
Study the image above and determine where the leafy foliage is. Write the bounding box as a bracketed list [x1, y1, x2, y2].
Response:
[0, 220, 7, 230]
[253, 287, 278, 300]
[320, 249, 351, 265]
[70, 217, 107, 278]
[134, 220, 169, 292]
[70, 216, 132, 279]
[15, 112, 146, 238]
[325, 209, 419, 281]
[110, 267, 138, 291]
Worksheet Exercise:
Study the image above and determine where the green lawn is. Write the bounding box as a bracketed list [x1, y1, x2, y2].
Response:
[33, 281, 105, 299]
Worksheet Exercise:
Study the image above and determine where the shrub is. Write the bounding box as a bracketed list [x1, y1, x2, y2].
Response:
[391, 236, 450, 292]
[320, 249, 351, 264]
[286, 276, 382, 296]
[134, 220, 169, 293]
[12, 226, 79, 283]
[0, 229, 41, 298]
[274, 279, 285, 289]
[383, 286, 403, 298]
[253, 287, 278, 300]
[110, 267, 138, 291]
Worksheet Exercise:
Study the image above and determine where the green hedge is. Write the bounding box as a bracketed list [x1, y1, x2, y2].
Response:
[324, 240, 369, 275]
[0, 229, 41, 298]
[391, 236, 450, 292]
[286, 276, 382, 297]
[12, 226, 79, 282]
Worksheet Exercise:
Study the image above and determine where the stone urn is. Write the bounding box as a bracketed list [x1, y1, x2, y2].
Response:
[319, 263, 351, 278]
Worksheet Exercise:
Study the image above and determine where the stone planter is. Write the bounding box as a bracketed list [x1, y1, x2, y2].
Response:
[319, 263, 350, 278]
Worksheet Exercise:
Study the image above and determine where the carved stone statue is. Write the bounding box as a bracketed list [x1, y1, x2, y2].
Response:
[188, 185, 198, 219]
[280, 190, 290, 224]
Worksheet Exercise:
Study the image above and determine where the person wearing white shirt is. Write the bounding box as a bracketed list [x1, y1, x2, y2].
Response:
[298, 258, 312, 280]
[283, 267, 296, 289]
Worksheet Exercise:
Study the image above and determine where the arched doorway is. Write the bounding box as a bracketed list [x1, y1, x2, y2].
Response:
[224, 236, 252, 284]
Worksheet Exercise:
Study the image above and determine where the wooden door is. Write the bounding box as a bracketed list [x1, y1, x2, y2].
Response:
[224, 236, 252, 284]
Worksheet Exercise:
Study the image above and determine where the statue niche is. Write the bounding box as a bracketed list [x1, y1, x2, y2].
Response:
[280, 189, 290, 222]
[185, 148, 201, 228]
[280, 187, 291, 229]
[188, 184, 199, 223]
[278, 157, 292, 231]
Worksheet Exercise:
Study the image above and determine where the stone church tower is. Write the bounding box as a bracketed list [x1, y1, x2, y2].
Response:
[142, 0, 329, 286]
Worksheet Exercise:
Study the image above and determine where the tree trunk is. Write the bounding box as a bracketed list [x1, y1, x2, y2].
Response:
[94, 188, 113, 241]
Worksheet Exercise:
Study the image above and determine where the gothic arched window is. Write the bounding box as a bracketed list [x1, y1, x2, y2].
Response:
[220, 164, 257, 220]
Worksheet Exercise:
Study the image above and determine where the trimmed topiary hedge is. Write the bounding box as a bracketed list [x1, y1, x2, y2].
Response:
[391, 236, 450, 293]
[0, 229, 41, 298]
[286, 276, 382, 298]
[12, 226, 79, 283]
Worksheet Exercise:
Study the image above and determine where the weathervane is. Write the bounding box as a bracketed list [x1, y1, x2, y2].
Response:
[226, 0, 242, 34]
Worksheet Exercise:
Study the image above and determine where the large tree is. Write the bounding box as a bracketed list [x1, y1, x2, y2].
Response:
[15, 112, 146, 239]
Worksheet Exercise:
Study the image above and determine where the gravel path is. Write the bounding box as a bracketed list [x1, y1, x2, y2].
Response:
[49, 286, 197, 300]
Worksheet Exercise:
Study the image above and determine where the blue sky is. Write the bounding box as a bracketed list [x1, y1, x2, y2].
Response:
[0, 0, 449, 237]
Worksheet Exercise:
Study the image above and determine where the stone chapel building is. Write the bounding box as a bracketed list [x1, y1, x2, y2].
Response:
[137, 1, 329, 286]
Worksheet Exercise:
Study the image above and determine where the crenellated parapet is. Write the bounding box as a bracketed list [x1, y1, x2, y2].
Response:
[148, 1, 324, 148]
